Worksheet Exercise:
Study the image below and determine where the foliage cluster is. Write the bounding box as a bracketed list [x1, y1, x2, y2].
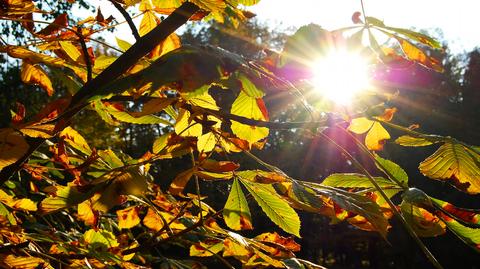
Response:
[0, 1, 479, 268]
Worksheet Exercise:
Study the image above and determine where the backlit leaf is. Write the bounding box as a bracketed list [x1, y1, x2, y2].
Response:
[395, 36, 443, 72]
[169, 168, 195, 196]
[2, 255, 53, 269]
[19, 124, 54, 138]
[348, 118, 390, 151]
[117, 206, 141, 229]
[322, 173, 397, 188]
[400, 201, 446, 237]
[197, 132, 218, 153]
[83, 229, 119, 251]
[116, 37, 132, 51]
[152, 132, 171, 154]
[440, 215, 480, 252]
[59, 41, 82, 62]
[143, 208, 186, 231]
[419, 141, 480, 194]
[106, 103, 172, 125]
[60, 126, 92, 156]
[20, 61, 54, 96]
[240, 179, 300, 237]
[0, 128, 29, 171]
[78, 200, 98, 226]
[395, 135, 435, 147]
[374, 155, 408, 185]
[231, 92, 269, 144]
[190, 241, 224, 257]
[139, 11, 158, 36]
[223, 178, 253, 230]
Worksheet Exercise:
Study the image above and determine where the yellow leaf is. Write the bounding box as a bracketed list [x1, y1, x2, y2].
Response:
[20, 61, 54, 96]
[143, 208, 186, 231]
[131, 98, 174, 117]
[151, 33, 181, 59]
[419, 142, 480, 194]
[197, 132, 217, 153]
[78, 200, 98, 226]
[174, 109, 202, 137]
[116, 37, 132, 52]
[59, 41, 82, 62]
[223, 238, 250, 258]
[190, 241, 224, 257]
[0, 128, 29, 171]
[19, 124, 54, 138]
[365, 122, 390, 151]
[2, 255, 53, 269]
[83, 229, 119, 250]
[60, 126, 92, 155]
[191, 0, 226, 13]
[93, 55, 117, 71]
[12, 199, 37, 211]
[139, 10, 158, 36]
[348, 117, 373, 134]
[117, 206, 141, 229]
[230, 92, 269, 144]
[396, 37, 443, 72]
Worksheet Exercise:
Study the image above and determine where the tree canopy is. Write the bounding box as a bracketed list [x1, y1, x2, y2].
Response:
[0, 1, 479, 268]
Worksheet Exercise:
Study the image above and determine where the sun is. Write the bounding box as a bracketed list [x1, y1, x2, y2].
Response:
[311, 49, 370, 105]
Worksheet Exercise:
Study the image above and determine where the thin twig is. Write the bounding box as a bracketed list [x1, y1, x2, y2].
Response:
[110, 0, 141, 40]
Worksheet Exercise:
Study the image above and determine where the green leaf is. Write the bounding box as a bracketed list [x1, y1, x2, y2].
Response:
[59, 41, 81, 62]
[322, 173, 397, 188]
[223, 178, 253, 230]
[116, 37, 132, 52]
[39, 185, 103, 214]
[238, 74, 264, 98]
[441, 217, 480, 252]
[395, 135, 434, 147]
[240, 179, 300, 237]
[419, 141, 480, 194]
[374, 155, 408, 185]
[384, 26, 442, 49]
[231, 91, 269, 144]
[83, 229, 119, 251]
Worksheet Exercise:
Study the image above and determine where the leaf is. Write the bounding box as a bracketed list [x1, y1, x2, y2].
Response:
[384, 26, 442, 49]
[0, 128, 29, 171]
[106, 103, 172, 125]
[395, 36, 443, 72]
[419, 141, 480, 194]
[19, 123, 54, 138]
[348, 117, 390, 151]
[59, 41, 82, 62]
[116, 37, 132, 51]
[374, 155, 408, 185]
[20, 61, 54, 95]
[191, 0, 226, 13]
[83, 229, 119, 251]
[400, 201, 446, 237]
[190, 241, 224, 257]
[93, 55, 117, 71]
[240, 179, 300, 237]
[152, 132, 171, 154]
[169, 168, 195, 196]
[143, 208, 186, 231]
[231, 92, 269, 144]
[223, 238, 250, 258]
[139, 10, 158, 36]
[238, 74, 264, 98]
[151, 33, 181, 59]
[39, 185, 98, 214]
[431, 197, 480, 225]
[395, 135, 435, 147]
[440, 215, 480, 252]
[223, 178, 253, 230]
[117, 206, 141, 229]
[60, 126, 92, 155]
[174, 109, 202, 137]
[197, 132, 218, 153]
[2, 255, 53, 269]
[36, 13, 68, 36]
[322, 173, 397, 188]
[255, 232, 300, 252]
[131, 98, 174, 117]
[78, 200, 98, 226]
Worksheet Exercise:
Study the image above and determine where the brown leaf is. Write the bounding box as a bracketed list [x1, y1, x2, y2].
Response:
[36, 14, 68, 36]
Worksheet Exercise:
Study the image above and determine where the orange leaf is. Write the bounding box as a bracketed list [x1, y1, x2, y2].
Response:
[169, 168, 195, 196]
[20, 61, 54, 95]
[117, 206, 141, 229]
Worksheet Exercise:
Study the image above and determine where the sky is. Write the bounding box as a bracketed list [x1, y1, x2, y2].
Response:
[248, 0, 479, 53]
[93, 0, 479, 54]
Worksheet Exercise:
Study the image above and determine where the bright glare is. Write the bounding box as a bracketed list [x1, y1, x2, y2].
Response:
[312, 50, 370, 105]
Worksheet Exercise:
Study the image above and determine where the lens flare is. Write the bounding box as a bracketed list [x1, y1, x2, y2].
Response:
[312, 50, 370, 105]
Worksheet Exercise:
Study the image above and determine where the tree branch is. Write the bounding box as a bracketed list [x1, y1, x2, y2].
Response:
[110, 0, 141, 41]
